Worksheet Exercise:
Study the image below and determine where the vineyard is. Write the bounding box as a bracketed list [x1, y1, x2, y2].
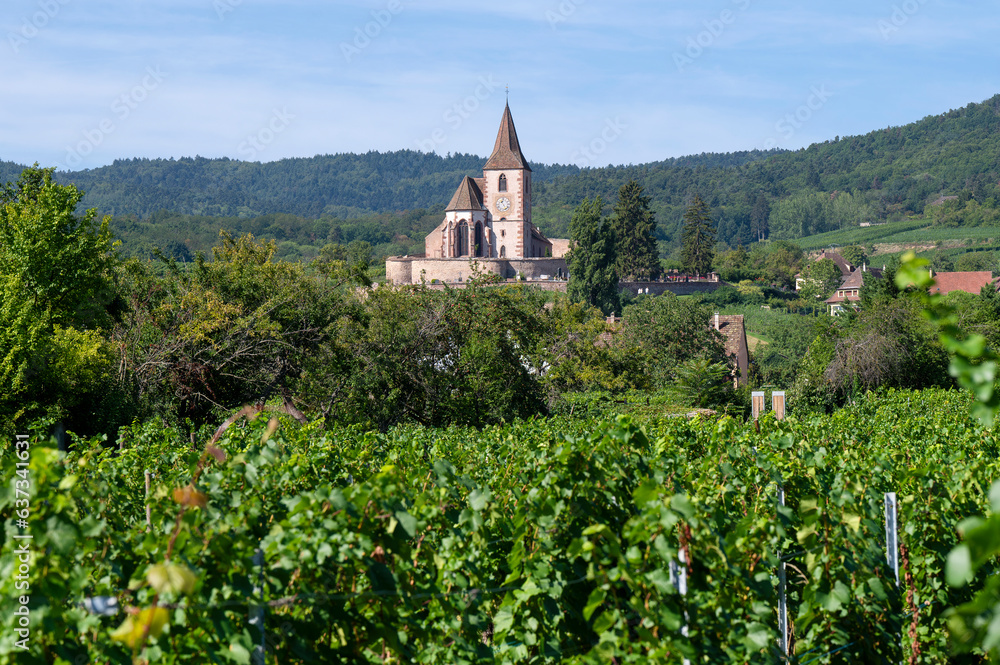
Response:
[2, 388, 1000, 663]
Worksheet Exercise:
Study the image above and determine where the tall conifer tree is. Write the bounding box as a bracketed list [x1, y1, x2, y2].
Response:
[681, 195, 716, 276]
[567, 196, 619, 315]
[611, 180, 660, 280]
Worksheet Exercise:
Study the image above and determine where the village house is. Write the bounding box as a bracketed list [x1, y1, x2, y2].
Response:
[825, 264, 889, 315]
[826, 266, 998, 315]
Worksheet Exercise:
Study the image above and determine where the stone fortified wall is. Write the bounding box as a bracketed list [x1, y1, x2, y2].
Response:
[385, 256, 568, 285]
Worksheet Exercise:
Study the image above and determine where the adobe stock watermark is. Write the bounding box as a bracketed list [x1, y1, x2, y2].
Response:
[12, 435, 32, 652]
[416, 75, 500, 153]
[60, 66, 167, 170]
[763, 85, 834, 149]
[8, 0, 71, 55]
[673, 0, 751, 72]
[341, 0, 404, 63]
[214, 0, 243, 21]
[877, 0, 930, 40]
[571, 117, 628, 167]
[546, 0, 585, 29]
[238, 108, 295, 160]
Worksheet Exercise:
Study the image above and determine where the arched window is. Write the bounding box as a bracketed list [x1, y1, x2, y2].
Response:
[498, 174, 507, 192]
[500, 246, 507, 258]
[456, 220, 469, 257]
[474, 222, 484, 257]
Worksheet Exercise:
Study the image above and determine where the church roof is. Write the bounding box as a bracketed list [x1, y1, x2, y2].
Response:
[446, 176, 484, 212]
[484, 103, 532, 172]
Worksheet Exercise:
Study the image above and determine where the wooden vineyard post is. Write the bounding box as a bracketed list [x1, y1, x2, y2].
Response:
[772, 391, 786, 420]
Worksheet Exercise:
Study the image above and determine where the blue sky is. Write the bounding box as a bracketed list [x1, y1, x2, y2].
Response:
[2, 0, 997, 171]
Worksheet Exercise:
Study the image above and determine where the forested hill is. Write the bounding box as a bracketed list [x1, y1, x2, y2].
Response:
[32, 149, 769, 220]
[3, 94, 999, 259]
[532, 94, 1000, 244]
[58, 152, 566, 219]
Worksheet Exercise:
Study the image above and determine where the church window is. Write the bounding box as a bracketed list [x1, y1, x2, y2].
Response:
[498, 174, 508, 192]
[500, 246, 506, 258]
[500, 229, 506, 237]
[456, 220, 469, 257]
[474, 223, 484, 257]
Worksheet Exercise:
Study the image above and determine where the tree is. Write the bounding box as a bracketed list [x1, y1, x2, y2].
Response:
[956, 251, 996, 273]
[0, 166, 122, 432]
[331, 281, 548, 430]
[839, 245, 867, 268]
[619, 293, 725, 383]
[791, 293, 950, 412]
[763, 241, 804, 289]
[750, 194, 770, 242]
[669, 354, 733, 409]
[806, 163, 821, 189]
[566, 197, 620, 315]
[822, 296, 950, 396]
[535, 296, 646, 396]
[714, 246, 750, 283]
[116, 232, 358, 426]
[859, 263, 899, 309]
[681, 195, 716, 277]
[799, 258, 843, 300]
[611, 180, 660, 280]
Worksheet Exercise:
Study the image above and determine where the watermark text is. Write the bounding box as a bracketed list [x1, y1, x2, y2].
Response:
[7, 0, 71, 54]
[12, 434, 32, 651]
[341, 0, 404, 63]
[60, 66, 167, 170]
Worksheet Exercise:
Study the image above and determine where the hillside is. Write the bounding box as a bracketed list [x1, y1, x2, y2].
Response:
[4, 94, 1000, 261]
[7, 150, 761, 221]
[532, 94, 1000, 248]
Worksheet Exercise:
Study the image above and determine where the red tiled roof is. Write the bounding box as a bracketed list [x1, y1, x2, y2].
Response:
[838, 268, 866, 290]
[824, 291, 859, 305]
[929, 271, 994, 295]
[484, 103, 531, 172]
[445, 176, 484, 212]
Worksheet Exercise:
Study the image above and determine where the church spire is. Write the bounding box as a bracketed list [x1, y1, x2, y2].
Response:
[484, 102, 532, 172]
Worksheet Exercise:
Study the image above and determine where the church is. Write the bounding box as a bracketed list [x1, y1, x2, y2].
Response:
[386, 104, 569, 285]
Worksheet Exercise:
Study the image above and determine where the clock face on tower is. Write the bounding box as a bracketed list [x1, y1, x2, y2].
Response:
[496, 197, 511, 212]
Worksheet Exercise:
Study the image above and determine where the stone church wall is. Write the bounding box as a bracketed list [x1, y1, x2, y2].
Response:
[384, 257, 568, 284]
[385, 256, 415, 284]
